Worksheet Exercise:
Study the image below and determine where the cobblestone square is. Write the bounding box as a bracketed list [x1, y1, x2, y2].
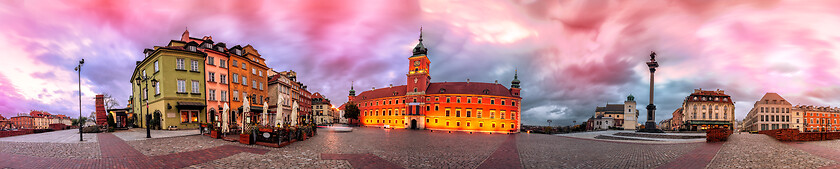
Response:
[4, 128, 840, 168]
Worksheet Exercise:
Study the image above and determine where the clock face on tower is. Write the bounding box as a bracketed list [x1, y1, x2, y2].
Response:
[414, 61, 421, 66]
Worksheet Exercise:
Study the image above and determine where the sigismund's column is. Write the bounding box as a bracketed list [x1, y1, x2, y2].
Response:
[642, 51, 663, 133]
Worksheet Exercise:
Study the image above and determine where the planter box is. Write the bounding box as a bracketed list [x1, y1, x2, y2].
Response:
[211, 130, 220, 139]
[239, 134, 254, 145]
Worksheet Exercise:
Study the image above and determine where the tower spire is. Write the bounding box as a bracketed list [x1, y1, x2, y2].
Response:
[412, 26, 428, 56]
[419, 26, 423, 42]
[511, 69, 520, 88]
[349, 81, 356, 96]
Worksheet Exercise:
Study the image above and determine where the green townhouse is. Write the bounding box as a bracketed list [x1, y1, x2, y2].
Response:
[132, 41, 207, 130]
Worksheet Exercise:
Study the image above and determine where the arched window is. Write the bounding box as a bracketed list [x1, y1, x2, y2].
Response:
[414, 88, 418, 92]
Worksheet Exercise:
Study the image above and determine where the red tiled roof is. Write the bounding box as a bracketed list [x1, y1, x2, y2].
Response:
[686, 90, 733, 103]
[312, 92, 324, 99]
[426, 82, 514, 97]
[356, 85, 407, 100]
[30, 111, 51, 118]
[354, 82, 515, 101]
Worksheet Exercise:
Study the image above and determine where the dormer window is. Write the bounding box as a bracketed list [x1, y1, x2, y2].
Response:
[204, 43, 212, 49]
[235, 49, 242, 55]
[483, 89, 490, 94]
[217, 46, 224, 52]
[187, 45, 196, 52]
[439, 88, 446, 93]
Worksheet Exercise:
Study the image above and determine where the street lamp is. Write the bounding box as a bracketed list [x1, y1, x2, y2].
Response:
[135, 75, 157, 138]
[75, 59, 84, 142]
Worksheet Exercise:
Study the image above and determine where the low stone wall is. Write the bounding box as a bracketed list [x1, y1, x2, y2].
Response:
[759, 129, 840, 141]
[0, 129, 34, 138]
[706, 128, 732, 142]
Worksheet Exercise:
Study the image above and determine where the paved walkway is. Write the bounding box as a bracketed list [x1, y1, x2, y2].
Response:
[0, 129, 98, 143]
[0, 133, 269, 169]
[556, 130, 706, 144]
[111, 128, 200, 141]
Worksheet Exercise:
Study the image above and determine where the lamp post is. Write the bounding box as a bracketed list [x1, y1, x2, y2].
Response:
[135, 75, 157, 138]
[75, 59, 84, 141]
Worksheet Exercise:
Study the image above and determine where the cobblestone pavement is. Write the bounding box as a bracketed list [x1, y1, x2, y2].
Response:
[194, 128, 507, 168]
[518, 133, 699, 169]
[0, 142, 100, 159]
[0, 129, 99, 143]
[127, 135, 239, 156]
[11, 128, 840, 168]
[709, 134, 835, 168]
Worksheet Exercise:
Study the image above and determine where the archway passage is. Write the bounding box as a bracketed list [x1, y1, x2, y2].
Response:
[411, 119, 418, 129]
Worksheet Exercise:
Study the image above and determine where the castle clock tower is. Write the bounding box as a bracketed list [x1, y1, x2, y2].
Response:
[405, 28, 429, 130]
[407, 29, 430, 95]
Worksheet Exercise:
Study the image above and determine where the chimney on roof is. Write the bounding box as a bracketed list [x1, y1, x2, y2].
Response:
[495, 80, 498, 84]
[372, 87, 375, 90]
[467, 78, 470, 83]
[390, 84, 393, 88]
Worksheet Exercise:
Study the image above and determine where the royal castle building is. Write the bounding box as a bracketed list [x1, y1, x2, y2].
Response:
[347, 31, 522, 133]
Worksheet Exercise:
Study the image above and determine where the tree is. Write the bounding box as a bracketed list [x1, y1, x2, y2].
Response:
[72, 117, 88, 127]
[343, 103, 360, 120]
[102, 94, 120, 110]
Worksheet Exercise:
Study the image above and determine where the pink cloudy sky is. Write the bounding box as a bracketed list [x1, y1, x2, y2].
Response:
[0, 0, 839, 125]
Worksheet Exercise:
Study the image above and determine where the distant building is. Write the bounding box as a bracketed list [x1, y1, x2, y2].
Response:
[669, 107, 684, 131]
[675, 89, 735, 131]
[798, 105, 840, 132]
[586, 116, 614, 130]
[11, 113, 32, 129]
[0, 114, 10, 129]
[743, 93, 793, 132]
[312, 92, 334, 125]
[659, 118, 672, 130]
[592, 95, 639, 130]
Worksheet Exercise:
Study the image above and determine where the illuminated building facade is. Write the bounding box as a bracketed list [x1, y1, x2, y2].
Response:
[348, 30, 522, 133]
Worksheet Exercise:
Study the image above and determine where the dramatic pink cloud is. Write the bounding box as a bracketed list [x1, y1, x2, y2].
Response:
[0, 0, 838, 125]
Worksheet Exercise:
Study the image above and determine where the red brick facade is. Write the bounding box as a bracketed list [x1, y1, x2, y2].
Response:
[759, 129, 840, 141]
[95, 95, 108, 126]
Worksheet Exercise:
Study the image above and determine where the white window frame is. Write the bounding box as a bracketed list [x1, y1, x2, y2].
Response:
[177, 80, 186, 93]
[220, 74, 227, 84]
[243, 77, 248, 86]
[208, 72, 215, 82]
[209, 89, 216, 101]
[154, 60, 159, 72]
[176, 58, 185, 70]
[208, 57, 215, 65]
[191, 60, 199, 71]
[191, 80, 200, 93]
[155, 81, 160, 95]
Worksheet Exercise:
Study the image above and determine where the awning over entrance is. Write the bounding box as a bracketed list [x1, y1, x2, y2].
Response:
[176, 102, 206, 109]
[237, 106, 264, 113]
[687, 120, 732, 125]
